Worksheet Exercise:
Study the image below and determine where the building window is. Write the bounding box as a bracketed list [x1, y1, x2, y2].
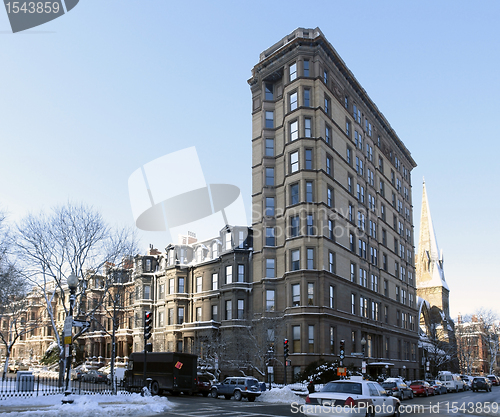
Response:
[177, 307, 184, 325]
[266, 258, 275, 278]
[265, 227, 275, 246]
[265, 111, 274, 129]
[347, 147, 352, 165]
[266, 290, 275, 311]
[323, 69, 328, 84]
[290, 151, 299, 173]
[196, 307, 202, 322]
[265, 167, 274, 186]
[290, 120, 298, 141]
[307, 282, 314, 305]
[348, 175, 353, 194]
[196, 276, 202, 293]
[328, 219, 334, 240]
[324, 95, 331, 116]
[290, 62, 297, 81]
[326, 155, 332, 176]
[325, 125, 331, 144]
[169, 278, 175, 294]
[349, 203, 354, 222]
[290, 215, 300, 237]
[144, 285, 151, 300]
[265, 138, 274, 157]
[290, 91, 298, 111]
[327, 187, 333, 207]
[237, 264, 245, 282]
[350, 263, 356, 282]
[290, 183, 299, 205]
[304, 118, 312, 138]
[292, 283, 300, 306]
[211, 305, 218, 321]
[158, 283, 165, 299]
[351, 293, 356, 315]
[329, 285, 335, 308]
[178, 277, 184, 293]
[168, 308, 173, 325]
[307, 248, 314, 270]
[225, 300, 232, 320]
[237, 299, 244, 319]
[349, 233, 355, 252]
[308, 325, 315, 353]
[328, 252, 335, 274]
[292, 325, 301, 353]
[265, 83, 273, 100]
[212, 273, 218, 290]
[304, 88, 310, 107]
[303, 59, 309, 77]
[305, 149, 313, 170]
[225, 231, 232, 250]
[265, 197, 275, 217]
[346, 120, 351, 136]
[226, 265, 233, 284]
[291, 249, 300, 271]
[306, 181, 313, 202]
[306, 214, 314, 236]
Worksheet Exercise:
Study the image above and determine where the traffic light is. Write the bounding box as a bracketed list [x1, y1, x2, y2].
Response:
[339, 339, 345, 360]
[284, 338, 289, 358]
[144, 311, 153, 341]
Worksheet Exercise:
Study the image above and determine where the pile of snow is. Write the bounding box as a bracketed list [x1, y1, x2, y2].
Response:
[0, 392, 173, 416]
[256, 385, 305, 404]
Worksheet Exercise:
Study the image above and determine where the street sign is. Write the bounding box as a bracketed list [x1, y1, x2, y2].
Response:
[362, 360, 367, 374]
[337, 367, 346, 376]
[351, 352, 363, 357]
[267, 366, 273, 374]
[73, 320, 90, 328]
[63, 316, 73, 337]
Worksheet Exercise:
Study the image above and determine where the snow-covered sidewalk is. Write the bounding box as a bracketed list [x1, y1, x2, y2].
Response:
[0, 392, 174, 416]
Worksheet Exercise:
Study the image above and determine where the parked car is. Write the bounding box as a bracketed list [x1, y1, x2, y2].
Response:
[409, 380, 435, 397]
[80, 370, 109, 384]
[197, 374, 212, 397]
[427, 380, 447, 395]
[211, 377, 264, 401]
[305, 377, 401, 417]
[471, 377, 492, 392]
[486, 375, 499, 386]
[381, 379, 414, 400]
[460, 375, 473, 390]
[438, 371, 464, 392]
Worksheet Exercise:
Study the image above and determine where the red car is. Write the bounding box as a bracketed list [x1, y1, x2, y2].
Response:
[487, 375, 499, 386]
[410, 380, 435, 396]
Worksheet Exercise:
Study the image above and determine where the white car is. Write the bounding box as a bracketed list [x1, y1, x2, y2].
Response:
[304, 377, 401, 417]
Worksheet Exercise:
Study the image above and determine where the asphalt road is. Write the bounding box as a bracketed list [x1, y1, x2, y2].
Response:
[149, 386, 500, 417]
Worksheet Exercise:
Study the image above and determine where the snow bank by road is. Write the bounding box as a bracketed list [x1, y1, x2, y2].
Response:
[0, 392, 173, 416]
[256, 385, 305, 404]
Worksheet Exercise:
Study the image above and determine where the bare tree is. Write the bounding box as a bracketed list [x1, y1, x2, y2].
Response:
[455, 314, 476, 375]
[476, 308, 500, 375]
[14, 203, 138, 385]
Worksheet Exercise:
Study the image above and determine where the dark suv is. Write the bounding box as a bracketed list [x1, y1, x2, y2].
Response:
[211, 377, 264, 401]
[471, 377, 492, 392]
[381, 380, 414, 400]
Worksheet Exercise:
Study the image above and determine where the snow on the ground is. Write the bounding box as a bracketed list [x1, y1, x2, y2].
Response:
[256, 385, 305, 404]
[0, 392, 173, 416]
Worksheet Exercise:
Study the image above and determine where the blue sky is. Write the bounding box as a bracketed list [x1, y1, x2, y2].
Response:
[1, 0, 498, 318]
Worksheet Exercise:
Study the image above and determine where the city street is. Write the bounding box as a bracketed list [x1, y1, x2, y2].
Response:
[148, 387, 500, 417]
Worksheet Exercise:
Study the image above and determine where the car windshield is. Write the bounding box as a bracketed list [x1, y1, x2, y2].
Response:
[322, 382, 362, 395]
[381, 383, 395, 388]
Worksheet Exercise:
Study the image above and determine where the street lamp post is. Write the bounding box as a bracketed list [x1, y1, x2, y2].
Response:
[63, 272, 78, 400]
[361, 337, 367, 377]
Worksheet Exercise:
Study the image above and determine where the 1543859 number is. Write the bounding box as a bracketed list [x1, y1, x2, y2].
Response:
[5, 2, 60, 14]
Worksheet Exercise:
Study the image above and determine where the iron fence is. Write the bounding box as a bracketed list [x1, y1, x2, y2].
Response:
[0, 375, 129, 399]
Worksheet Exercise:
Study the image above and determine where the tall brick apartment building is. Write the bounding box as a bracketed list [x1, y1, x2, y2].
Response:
[248, 27, 419, 381]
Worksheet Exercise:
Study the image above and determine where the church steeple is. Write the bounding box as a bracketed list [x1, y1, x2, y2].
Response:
[416, 180, 450, 318]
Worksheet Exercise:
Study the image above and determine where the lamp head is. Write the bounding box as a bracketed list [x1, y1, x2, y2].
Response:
[67, 273, 78, 290]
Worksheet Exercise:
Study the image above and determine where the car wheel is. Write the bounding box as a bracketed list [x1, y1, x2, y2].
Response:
[211, 388, 218, 398]
[150, 381, 160, 396]
[410, 391, 414, 399]
[366, 406, 375, 417]
[424, 390, 429, 397]
[234, 390, 242, 401]
[393, 404, 401, 417]
[456, 386, 459, 393]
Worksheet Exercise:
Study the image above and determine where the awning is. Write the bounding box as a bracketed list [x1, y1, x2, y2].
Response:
[367, 362, 395, 367]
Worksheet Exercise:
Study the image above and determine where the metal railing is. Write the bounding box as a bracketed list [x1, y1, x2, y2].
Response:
[0, 375, 129, 399]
